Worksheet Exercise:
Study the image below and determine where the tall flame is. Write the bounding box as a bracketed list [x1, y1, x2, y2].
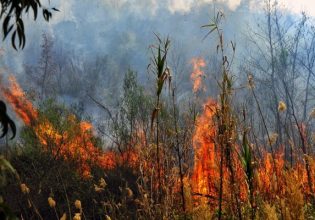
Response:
[191, 99, 248, 207]
[190, 97, 315, 210]
[191, 99, 218, 198]
[190, 57, 206, 93]
[3, 75, 315, 208]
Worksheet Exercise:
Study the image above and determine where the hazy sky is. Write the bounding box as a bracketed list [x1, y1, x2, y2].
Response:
[3, 0, 313, 78]
[51, 0, 315, 19]
[272, 0, 315, 16]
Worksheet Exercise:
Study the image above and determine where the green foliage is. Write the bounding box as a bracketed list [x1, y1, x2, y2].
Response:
[201, 10, 224, 41]
[4, 100, 105, 219]
[148, 35, 171, 131]
[239, 126, 253, 185]
[149, 34, 171, 96]
[121, 70, 151, 127]
[38, 99, 69, 129]
[111, 70, 152, 151]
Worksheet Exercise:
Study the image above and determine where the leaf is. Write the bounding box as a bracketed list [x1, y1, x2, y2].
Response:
[201, 23, 216, 28]
[202, 26, 217, 41]
[3, 16, 11, 39]
[151, 108, 158, 132]
[153, 32, 162, 44]
[0, 101, 16, 139]
[1, 1, 55, 50]
[0, 157, 16, 174]
[17, 18, 26, 48]
[31, 2, 38, 20]
[35, 0, 42, 7]
[3, 25, 13, 41]
[43, 9, 52, 21]
[11, 30, 17, 50]
[8, 117, 16, 139]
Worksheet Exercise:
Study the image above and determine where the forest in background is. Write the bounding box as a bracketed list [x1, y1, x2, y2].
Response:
[0, 0, 315, 219]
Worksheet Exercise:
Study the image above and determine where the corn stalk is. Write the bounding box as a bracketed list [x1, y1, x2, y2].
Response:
[149, 34, 171, 203]
[202, 11, 242, 219]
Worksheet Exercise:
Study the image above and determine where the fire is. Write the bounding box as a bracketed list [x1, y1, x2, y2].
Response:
[0, 75, 138, 178]
[190, 57, 206, 93]
[191, 98, 248, 208]
[0, 76, 38, 125]
[191, 99, 218, 198]
[257, 151, 315, 199]
[3, 75, 315, 210]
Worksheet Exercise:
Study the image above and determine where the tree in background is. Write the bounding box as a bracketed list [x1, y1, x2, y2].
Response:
[25, 33, 58, 99]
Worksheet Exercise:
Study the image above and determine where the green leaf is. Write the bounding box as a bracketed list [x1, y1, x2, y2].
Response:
[202, 27, 217, 41]
[17, 18, 26, 48]
[0, 157, 16, 174]
[11, 31, 17, 50]
[30, 2, 38, 20]
[2, 16, 11, 39]
[43, 9, 52, 21]
[201, 23, 216, 28]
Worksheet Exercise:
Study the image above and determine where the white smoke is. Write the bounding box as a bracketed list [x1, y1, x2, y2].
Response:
[249, 0, 315, 17]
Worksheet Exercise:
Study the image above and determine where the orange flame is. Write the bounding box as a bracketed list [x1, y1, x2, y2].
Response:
[4, 76, 315, 207]
[191, 99, 248, 207]
[190, 57, 206, 93]
[0, 76, 38, 125]
[1, 75, 140, 178]
[191, 99, 218, 198]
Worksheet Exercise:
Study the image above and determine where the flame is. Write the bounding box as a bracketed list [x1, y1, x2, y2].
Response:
[3, 75, 315, 208]
[1, 75, 139, 178]
[190, 97, 313, 209]
[190, 57, 206, 93]
[257, 150, 315, 199]
[191, 99, 218, 198]
[0, 76, 38, 125]
[191, 99, 248, 208]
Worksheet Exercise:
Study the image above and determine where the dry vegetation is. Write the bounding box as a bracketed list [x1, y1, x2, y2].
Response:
[1, 6, 315, 220]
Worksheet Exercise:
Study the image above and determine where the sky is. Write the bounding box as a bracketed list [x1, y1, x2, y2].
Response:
[51, 0, 315, 18]
[26, 0, 315, 54]
[273, 0, 315, 16]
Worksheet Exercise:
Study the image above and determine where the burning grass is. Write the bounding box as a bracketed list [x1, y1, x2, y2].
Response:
[1, 67, 315, 219]
[1, 76, 141, 178]
[1, 49, 315, 220]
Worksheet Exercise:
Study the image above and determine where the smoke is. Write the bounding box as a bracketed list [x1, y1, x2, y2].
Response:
[250, 0, 315, 16]
[0, 0, 312, 117]
[2, 0, 310, 73]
